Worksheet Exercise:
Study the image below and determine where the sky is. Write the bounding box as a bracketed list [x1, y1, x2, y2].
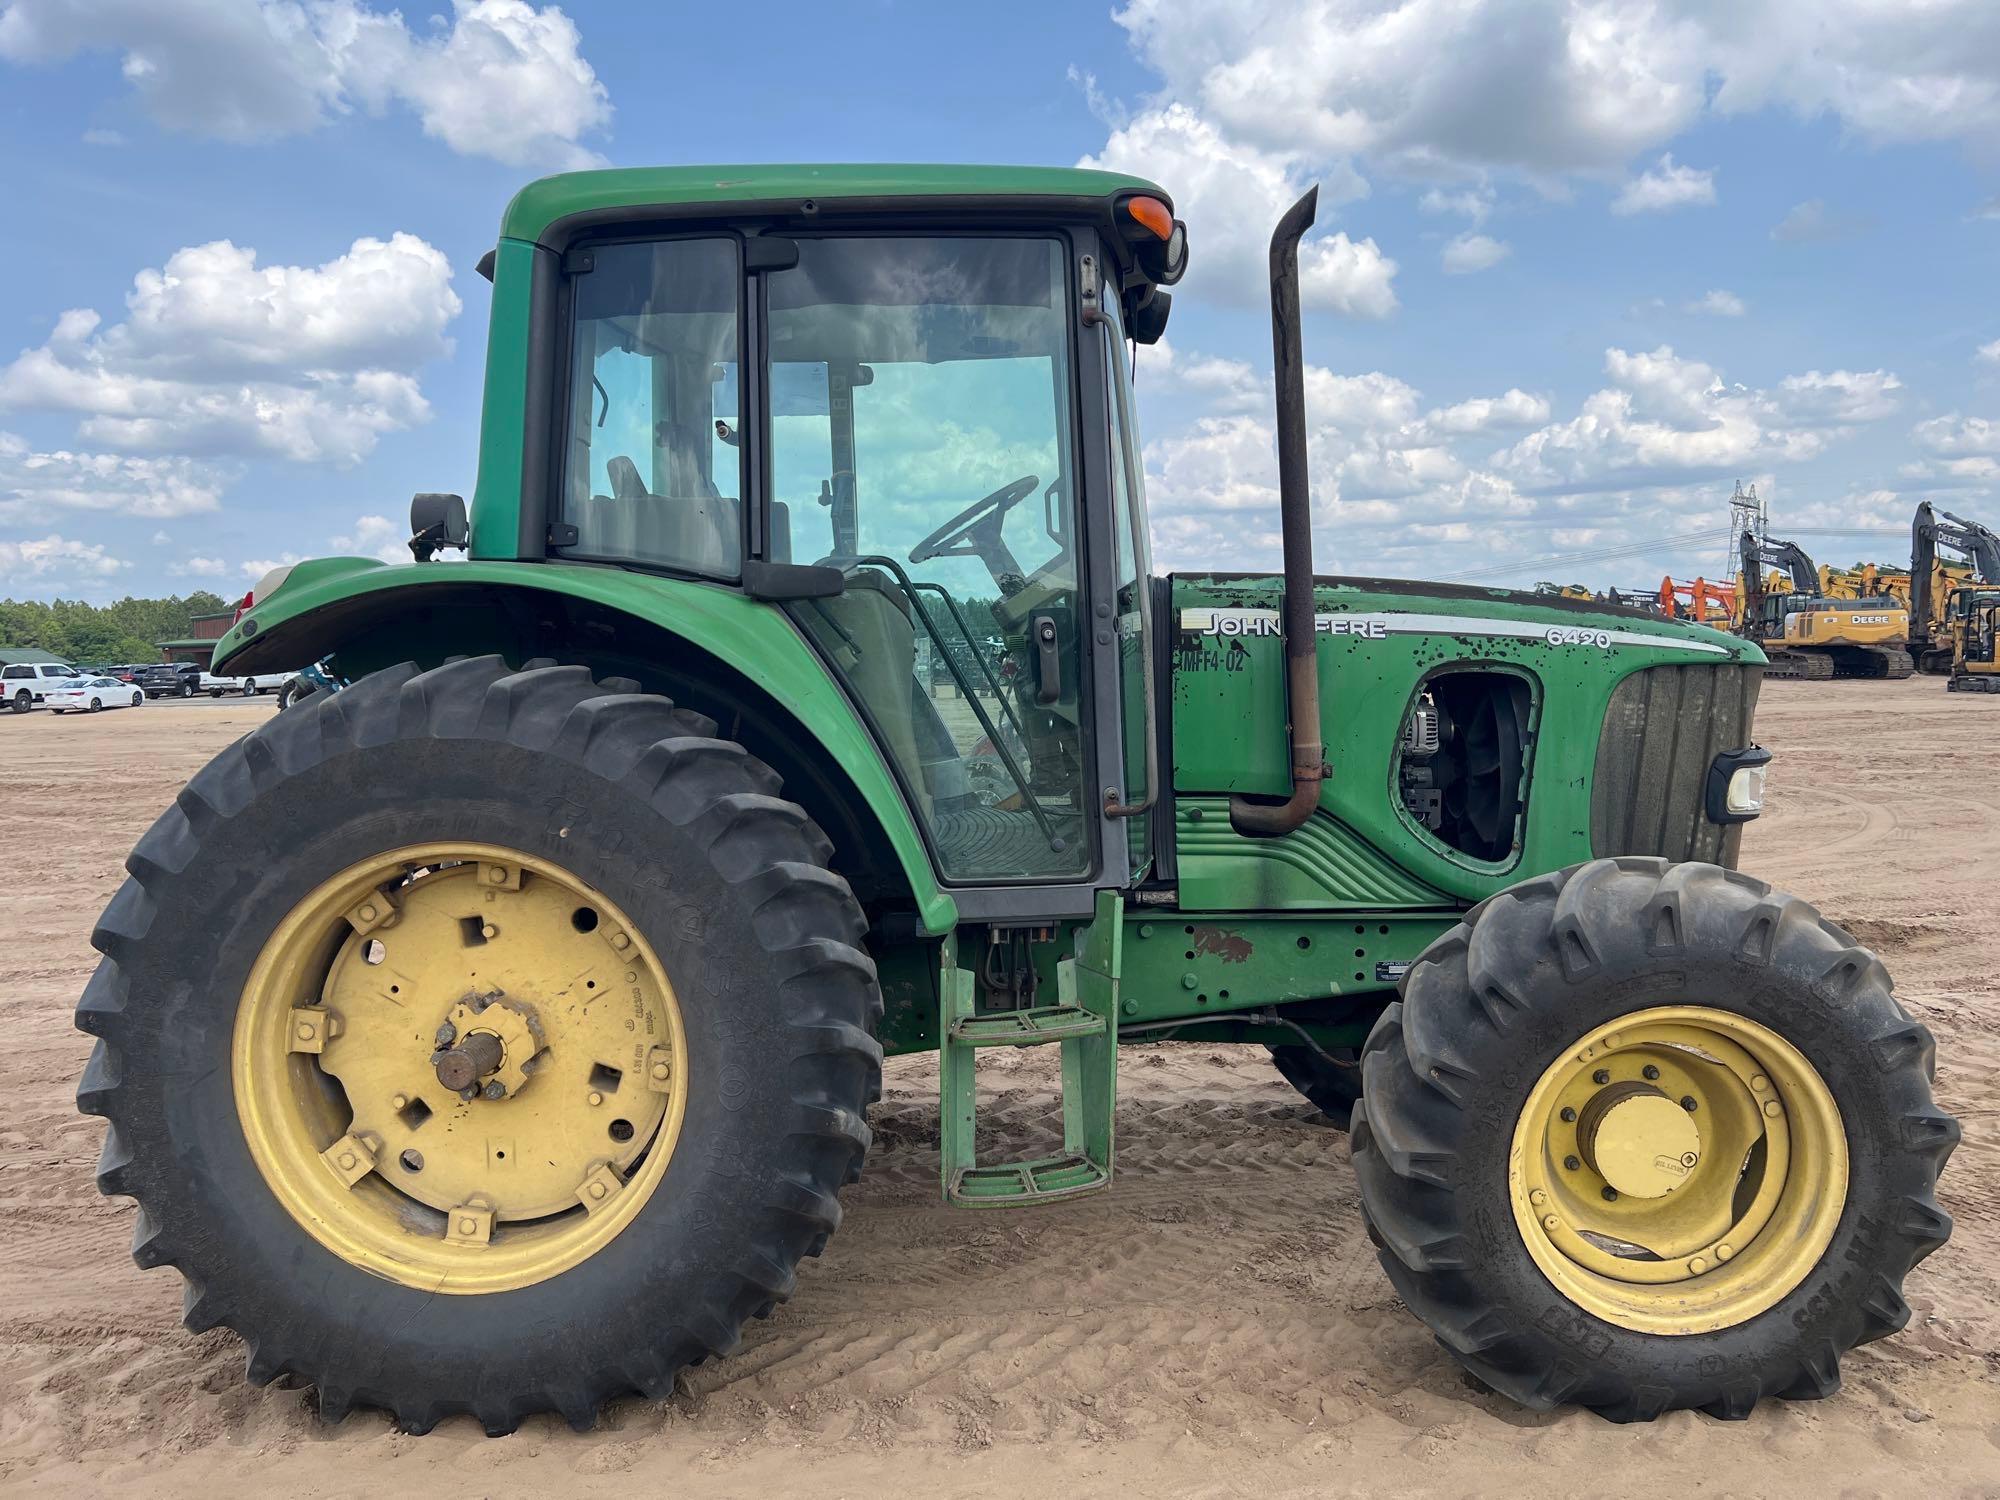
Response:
[5, 0, 2000, 603]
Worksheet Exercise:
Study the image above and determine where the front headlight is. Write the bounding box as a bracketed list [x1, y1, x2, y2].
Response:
[1705, 746, 1773, 824]
[1725, 764, 1766, 816]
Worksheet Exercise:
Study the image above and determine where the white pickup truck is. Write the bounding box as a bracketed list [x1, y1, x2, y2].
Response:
[200, 671, 293, 698]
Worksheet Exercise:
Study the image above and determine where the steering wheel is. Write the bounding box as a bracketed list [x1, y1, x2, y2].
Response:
[908, 474, 1040, 567]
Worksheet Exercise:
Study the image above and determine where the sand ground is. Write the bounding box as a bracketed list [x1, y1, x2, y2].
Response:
[0, 678, 1994, 1497]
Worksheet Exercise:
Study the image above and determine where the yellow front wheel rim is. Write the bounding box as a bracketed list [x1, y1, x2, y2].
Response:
[233, 843, 688, 1294]
[1509, 1005, 1847, 1334]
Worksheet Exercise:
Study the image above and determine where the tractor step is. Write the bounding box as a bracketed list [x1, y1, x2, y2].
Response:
[950, 1154, 1111, 1203]
[949, 1005, 1106, 1046]
[939, 892, 1122, 1209]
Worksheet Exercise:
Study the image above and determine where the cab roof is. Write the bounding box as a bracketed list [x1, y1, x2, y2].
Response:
[500, 163, 1170, 246]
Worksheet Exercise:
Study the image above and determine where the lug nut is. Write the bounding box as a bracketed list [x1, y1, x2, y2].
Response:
[1592, 1068, 1611, 1085]
[1560, 1107, 1577, 1123]
[1564, 1154, 1582, 1171]
[1681, 1095, 1698, 1112]
[1601, 1186, 1619, 1202]
[1642, 1064, 1661, 1081]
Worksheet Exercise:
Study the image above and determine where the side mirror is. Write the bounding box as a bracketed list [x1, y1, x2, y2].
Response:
[1129, 289, 1172, 345]
[409, 492, 469, 562]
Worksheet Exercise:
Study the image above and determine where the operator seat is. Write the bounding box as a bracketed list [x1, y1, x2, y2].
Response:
[595, 449, 740, 573]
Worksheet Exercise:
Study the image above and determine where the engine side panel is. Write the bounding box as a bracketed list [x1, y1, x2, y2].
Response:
[1169, 574, 1765, 908]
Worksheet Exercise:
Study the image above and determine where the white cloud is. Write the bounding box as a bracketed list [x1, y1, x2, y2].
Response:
[0, 532, 125, 582]
[0, 431, 223, 522]
[1427, 389, 1551, 434]
[1495, 346, 1901, 494]
[1111, 0, 2000, 183]
[80, 126, 124, 146]
[1612, 154, 1716, 215]
[1113, 0, 1708, 175]
[1686, 289, 1747, 316]
[1080, 102, 1397, 318]
[1977, 339, 2000, 364]
[0, 232, 459, 464]
[1771, 198, 1869, 243]
[329, 512, 408, 565]
[1914, 414, 2000, 457]
[1774, 369, 1904, 427]
[1418, 185, 1493, 225]
[171, 555, 231, 578]
[1440, 232, 1509, 274]
[0, 0, 610, 168]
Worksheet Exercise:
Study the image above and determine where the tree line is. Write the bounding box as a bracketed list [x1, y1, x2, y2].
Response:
[0, 592, 232, 664]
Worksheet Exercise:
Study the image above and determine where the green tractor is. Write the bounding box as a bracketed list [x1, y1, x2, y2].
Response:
[77, 165, 1955, 1433]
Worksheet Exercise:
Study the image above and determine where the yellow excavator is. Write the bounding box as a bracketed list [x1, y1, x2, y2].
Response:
[1910, 501, 2000, 675]
[1736, 530, 1914, 679]
[1944, 587, 2000, 691]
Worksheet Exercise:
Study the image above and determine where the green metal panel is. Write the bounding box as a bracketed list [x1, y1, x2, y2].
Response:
[1169, 575, 1764, 906]
[466, 237, 541, 560]
[212, 557, 957, 936]
[501, 164, 1170, 244]
[1119, 912, 1457, 1023]
[1173, 795, 1451, 911]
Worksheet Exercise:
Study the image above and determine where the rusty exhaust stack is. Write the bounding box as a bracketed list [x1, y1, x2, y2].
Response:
[1230, 186, 1327, 838]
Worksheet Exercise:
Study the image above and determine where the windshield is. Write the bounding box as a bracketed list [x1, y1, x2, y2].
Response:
[770, 236, 1089, 881]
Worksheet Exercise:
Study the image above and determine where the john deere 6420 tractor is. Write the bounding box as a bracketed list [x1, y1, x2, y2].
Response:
[78, 166, 1955, 1434]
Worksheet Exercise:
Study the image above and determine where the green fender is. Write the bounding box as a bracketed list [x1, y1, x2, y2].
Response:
[213, 556, 958, 936]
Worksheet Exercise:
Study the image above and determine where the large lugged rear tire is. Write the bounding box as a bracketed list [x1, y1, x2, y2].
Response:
[76, 658, 882, 1434]
[1350, 857, 1956, 1422]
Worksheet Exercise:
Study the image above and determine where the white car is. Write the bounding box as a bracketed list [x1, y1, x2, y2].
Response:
[45, 676, 145, 714]
[2, 661, 80, 712]
[202, 670, 293, 697]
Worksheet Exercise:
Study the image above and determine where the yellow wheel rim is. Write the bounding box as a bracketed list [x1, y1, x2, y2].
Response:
[1509, 1005, 1847, 1334]
[233, 843, 688, 1294]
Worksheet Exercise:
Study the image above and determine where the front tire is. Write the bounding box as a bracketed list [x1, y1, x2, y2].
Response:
[1350, 857, 1956, 1422]
[77, 658, 882, 1433]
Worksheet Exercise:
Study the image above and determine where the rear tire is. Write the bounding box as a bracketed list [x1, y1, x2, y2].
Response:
[77, 658, 882, 1434]
[9, 690, 28, 713]
[88, 698, 102, 712]
[1267, 1043, 1362, 1127]
[1350, 857, 1955, 1422]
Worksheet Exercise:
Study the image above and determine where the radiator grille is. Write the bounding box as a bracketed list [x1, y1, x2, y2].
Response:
[1591, 663, 1764, 868]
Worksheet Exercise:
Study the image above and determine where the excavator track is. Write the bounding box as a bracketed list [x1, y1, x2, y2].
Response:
[1841, 646, 1915, 680]
[1763, 649, 1836, 681]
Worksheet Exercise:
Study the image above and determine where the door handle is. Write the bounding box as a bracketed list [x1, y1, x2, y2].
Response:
[1032, 614, 1061, 704]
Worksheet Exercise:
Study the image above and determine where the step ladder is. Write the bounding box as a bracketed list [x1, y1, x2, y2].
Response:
[939, 891, 1122, 1207]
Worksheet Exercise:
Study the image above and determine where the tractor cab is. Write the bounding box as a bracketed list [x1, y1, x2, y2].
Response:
[556, 227, 1161, 882]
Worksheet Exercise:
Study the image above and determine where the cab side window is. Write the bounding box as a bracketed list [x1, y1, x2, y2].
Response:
[560, 238, 744, 578]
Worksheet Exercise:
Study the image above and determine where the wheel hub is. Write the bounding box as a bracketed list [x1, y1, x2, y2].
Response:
[1576, 1082, 1700, 1199]
[431, 993, 543, 1099]
[1507, 1006, 1847, 1335]
[233, 845, 689, 1293]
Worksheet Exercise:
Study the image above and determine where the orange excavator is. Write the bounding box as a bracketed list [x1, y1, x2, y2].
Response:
[1658, 575, 1733, 625]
